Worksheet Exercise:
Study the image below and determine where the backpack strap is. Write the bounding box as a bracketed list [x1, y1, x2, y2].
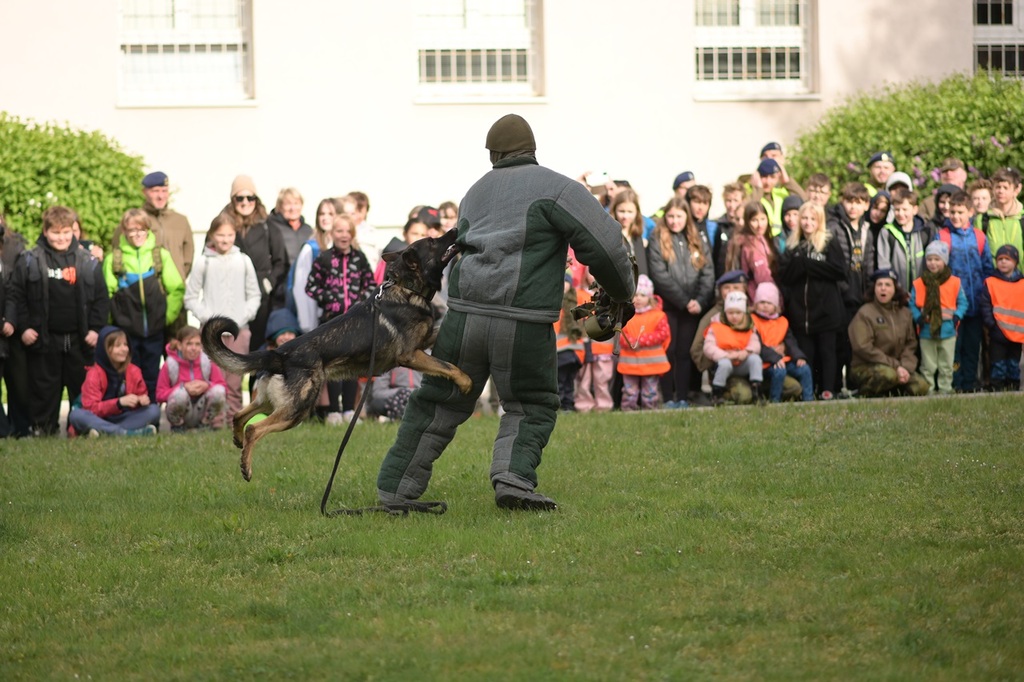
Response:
[200, 352, 212, 381]
[112, 247, 125, 278]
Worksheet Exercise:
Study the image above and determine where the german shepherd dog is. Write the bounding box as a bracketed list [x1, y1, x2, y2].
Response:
[201, 229, 472, 482]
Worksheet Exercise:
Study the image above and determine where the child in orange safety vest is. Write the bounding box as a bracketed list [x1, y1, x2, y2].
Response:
[909, 241, 968, 394]
[618, 274, 671, 410]
[979, 244, 1024, 390]
[703, 290, 763, 405]
[555, 274, 584, 411]
[750, 282, 814, 402]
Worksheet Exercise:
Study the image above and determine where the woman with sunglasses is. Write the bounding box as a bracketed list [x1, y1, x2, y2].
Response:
[219, 175, 287, 350]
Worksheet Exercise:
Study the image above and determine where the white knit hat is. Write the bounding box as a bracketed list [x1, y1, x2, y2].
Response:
[724, 291, 747, 312]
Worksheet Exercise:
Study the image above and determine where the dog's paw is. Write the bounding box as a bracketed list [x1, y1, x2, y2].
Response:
[232, 433, 243, 449]
[240, 460, 253, 482]
[454, 372, 473, 395]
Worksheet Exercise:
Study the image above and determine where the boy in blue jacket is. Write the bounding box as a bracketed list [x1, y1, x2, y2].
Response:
[935, 191, 994, 392]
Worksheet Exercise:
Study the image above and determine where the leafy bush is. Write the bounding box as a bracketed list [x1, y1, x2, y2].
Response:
[0, 113, 144, 245]
[788, 71, 1024, 198]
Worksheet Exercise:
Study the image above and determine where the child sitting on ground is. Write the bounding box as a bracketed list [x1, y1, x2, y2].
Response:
[750, 282, 814, 402]
[909, 241, 968, 395]
[368, 367, 422, 422]
[156, 325, 227, 431]
[68, 326, 161, 436]
[980, 245, 1024, 390]
[618, 274, 671, 410]
[704, 291, 763, 405]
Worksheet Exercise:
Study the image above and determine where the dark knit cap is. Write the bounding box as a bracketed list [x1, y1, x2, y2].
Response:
[485, 114, 536, 152]
[996, 244, 1020, 263]
[781, 194, 804, 215]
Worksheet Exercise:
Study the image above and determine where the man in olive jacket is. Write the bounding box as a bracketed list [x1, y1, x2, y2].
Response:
[377, 114, 636, 511]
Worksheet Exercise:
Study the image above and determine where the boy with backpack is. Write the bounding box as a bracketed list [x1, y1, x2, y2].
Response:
[103, 208, 185, 401]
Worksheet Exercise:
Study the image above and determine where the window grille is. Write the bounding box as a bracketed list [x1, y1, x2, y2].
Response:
[975, 0, 1024, 76]
[416, 0, 543, 98]
[694, 0, 812, 97]
[119, 0, 253, 106]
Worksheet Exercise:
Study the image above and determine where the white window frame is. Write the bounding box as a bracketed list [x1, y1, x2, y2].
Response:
[415, 0, 545, 103]
[974, 0, 1024, 76]
[693, 0, 815, 101]
[117, 0, 254, 108]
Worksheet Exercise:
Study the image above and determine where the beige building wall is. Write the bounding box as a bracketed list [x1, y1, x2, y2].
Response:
[0, 1, 974, 235]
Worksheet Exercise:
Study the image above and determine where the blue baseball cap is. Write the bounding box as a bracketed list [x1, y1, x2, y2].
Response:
[757, 158, 781, 176]
[142, 171, 169, 188]
[672, 171, 695, 190]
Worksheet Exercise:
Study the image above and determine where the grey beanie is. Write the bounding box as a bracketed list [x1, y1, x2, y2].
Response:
[925, 240, 949, 265]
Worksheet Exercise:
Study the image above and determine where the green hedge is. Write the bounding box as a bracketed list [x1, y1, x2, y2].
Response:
[0, 113, 144, 245]
[788, 71, 1024, 198]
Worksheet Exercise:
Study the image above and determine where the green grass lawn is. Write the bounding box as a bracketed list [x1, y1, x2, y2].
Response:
[2, 396, 1022, 680]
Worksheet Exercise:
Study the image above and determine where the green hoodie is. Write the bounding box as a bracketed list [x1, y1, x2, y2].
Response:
[103, 231, 185, 333]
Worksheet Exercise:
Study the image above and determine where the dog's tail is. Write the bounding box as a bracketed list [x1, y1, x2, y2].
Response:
[201, 316, 282, 377]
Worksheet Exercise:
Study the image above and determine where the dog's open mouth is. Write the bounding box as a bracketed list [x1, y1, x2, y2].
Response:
[442, 243, 461, 264]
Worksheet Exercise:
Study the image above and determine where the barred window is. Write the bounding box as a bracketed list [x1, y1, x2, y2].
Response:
[694, 0, 813, 98]
[975, 0, 1024, 77]
[118, 0, 253, 106]
[416, 0, 543, 99]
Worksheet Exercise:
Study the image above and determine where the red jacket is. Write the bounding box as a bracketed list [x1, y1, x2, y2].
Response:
[79, 362, 149, 418]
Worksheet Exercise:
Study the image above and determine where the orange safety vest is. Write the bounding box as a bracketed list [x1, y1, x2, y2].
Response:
[618, 308, 671, 376]
[912, 275, 962, 322]
[707, 321, 755, 351]
[751, 315, 791, 368]
[985, 277, 1024, 343]
[555, 320, 584, 354]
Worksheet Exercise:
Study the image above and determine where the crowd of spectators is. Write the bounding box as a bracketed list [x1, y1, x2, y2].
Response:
[2, 144, 1023, 437]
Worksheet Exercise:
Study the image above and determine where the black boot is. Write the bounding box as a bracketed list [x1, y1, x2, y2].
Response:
[750, 381, 767, 405]
[711, 385, 726, 407]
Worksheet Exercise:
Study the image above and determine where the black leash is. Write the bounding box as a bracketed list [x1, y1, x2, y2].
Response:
[319, 283, 447, 517]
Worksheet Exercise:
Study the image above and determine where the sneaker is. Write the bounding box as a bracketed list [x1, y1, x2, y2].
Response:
[494, 482, 558, 511]
[87, 428, 100, 438]
[663, 400, 679, 409]
[127, 425, 157, 436]
[324, 412, 345, 426]
[342, 410, 358, 423]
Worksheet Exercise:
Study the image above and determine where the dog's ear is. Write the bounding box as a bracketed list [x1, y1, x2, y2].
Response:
[401, 249, 421, 270]
[382, 251, 401, 264]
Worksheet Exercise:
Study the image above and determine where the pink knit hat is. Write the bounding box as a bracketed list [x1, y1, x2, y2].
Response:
[753, 282, 781, 309]
[635, 274, 654, 298]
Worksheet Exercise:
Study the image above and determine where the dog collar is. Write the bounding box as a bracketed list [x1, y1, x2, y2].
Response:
[381, 278, 434, 302]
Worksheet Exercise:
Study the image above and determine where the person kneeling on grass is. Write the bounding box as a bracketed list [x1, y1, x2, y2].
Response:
[156, 325, 227, 432]
[848, 269, 930, 397]
[68, 326, 160, 437]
